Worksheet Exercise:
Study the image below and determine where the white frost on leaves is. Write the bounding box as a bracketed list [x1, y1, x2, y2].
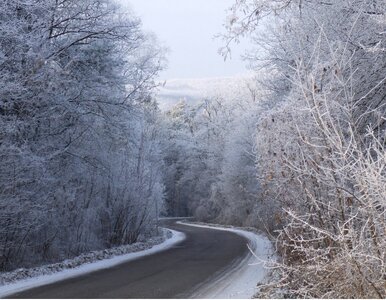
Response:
[226, 13, 239, 27]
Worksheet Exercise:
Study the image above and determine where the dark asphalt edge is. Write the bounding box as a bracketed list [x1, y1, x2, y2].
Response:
[0, 229, 186, 299]
[176, 221, 253, 298]
[177, 221, 269, 299]
[185, 251, 251, 299]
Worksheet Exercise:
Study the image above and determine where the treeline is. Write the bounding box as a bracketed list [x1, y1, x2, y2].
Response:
[0, 0, 165, 271]
[162, 82, 263, 223]
[164, 0, 385, 298]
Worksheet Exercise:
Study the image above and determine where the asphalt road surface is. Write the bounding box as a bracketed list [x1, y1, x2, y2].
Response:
[8, 220, 249, 299]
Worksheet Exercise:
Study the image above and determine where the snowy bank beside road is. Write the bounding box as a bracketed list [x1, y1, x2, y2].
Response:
[178, 222, 273, 299]
[0, 229, 185, 298]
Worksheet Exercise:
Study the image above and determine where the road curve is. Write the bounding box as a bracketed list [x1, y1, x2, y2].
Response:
[8, 220, 249, 299]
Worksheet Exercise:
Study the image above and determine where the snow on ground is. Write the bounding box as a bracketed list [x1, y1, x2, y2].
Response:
[179, 222, 274, 299]
[159, 216, 194, 220]
[0, 229, 185, 298]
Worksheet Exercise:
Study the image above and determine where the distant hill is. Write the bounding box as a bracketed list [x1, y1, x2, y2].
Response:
[156, 74, 256, 110]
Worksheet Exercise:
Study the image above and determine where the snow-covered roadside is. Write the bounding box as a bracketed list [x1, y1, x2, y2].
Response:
[0, 229, 185, 298]
[178, 221, 274, 299]
[159, 216, 194, 220]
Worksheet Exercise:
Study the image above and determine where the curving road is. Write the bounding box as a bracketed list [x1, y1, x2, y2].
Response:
[8, 220, 249, 299]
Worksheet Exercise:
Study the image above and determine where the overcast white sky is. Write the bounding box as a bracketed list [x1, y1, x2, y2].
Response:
[117, 0, 251, 80]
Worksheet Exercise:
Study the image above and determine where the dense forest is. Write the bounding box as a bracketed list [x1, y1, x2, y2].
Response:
[0, 0, 165, 271]
[1, 0, 385, 298]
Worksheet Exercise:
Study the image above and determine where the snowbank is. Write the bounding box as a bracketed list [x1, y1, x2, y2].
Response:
[178, 222, 273, 299]
[0, 229, 185, 298]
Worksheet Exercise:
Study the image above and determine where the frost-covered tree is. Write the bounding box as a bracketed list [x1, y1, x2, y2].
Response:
[162, 79, 265, 225]
[220, 0, 386, 297]
[0, 0, 165, 270]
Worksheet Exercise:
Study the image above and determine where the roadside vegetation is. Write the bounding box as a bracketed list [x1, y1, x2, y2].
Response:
[163, 0, 385, 298]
